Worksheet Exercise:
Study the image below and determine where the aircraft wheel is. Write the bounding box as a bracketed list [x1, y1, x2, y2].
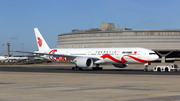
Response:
[75, 67, 79, 70]
[144, 68, 148, 72]
[99, 67, 103, 70]
[92, 67, 103, 70]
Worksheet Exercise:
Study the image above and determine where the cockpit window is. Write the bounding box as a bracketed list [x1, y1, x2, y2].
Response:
[149, 53, 156, 55]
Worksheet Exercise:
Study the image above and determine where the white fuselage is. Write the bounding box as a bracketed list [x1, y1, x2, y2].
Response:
[40, 47, 159, 64]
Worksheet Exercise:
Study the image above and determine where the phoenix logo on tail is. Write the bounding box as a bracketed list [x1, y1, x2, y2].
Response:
[37, 37, 42, 47]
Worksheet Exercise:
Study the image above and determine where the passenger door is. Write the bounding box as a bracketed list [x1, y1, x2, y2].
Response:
[138, 51, 141, 58]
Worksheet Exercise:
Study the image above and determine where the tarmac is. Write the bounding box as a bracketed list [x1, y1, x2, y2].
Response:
[0, 63, 180, 101]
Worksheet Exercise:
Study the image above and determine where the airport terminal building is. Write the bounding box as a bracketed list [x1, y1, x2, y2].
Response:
[57, 23, 180, 63]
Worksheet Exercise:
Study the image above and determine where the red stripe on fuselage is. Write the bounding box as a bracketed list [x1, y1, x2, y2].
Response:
[101, 54, 127, 63]
[123, 55, 154, 63]
[48, 49, 70, 62]
[101, 54, 154, 63]
[49, 49, 57, 61]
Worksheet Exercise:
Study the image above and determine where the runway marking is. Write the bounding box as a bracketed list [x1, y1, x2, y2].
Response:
[147, 95, 180, 101]
[0, 83, 14, 85]
[108, 94, 149, 99]
[60, 86, 155, 91]
[107, 92, 180, 101]
[2, 83, 154, 91]
[0, 83, 63, 88]
[126, 95, 180, 101]
[0, 83, 88, 90]
[0, 100, 13, 101]
[19, 84, 88, 89]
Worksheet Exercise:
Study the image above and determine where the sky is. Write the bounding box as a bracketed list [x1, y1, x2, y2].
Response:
[0, 0, 180, 55]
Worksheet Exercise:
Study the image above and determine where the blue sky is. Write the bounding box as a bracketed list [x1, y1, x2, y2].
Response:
[0, 0, 180, 55]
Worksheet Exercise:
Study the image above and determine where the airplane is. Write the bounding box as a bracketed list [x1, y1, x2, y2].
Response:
[0, 56, 7, 62]
[15, 28, 159, 70]
[0, 56, 28, 62]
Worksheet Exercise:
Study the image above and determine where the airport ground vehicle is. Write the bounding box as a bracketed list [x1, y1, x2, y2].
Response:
[153, 64, 178, 72]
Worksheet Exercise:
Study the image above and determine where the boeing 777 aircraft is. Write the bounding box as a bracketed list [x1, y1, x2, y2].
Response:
[16, 28, 159, 70]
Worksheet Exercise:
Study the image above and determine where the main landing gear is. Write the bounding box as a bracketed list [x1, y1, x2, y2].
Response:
[72, 67, 82, 71]
[144, 63, 151, 72]
[71, 64, 103, 71]
[92, 64, 103, 70]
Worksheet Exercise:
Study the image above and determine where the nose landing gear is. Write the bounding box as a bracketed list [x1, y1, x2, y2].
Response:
[144, 63, 151, 72]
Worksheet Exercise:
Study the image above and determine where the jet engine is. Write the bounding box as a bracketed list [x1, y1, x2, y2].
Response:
[113, 64, 128, 68]
[76, 57, 93, 68]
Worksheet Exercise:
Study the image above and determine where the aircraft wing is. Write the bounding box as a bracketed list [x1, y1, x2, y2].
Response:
[13, 50, 77, 58]
[12, 51, 100, 62]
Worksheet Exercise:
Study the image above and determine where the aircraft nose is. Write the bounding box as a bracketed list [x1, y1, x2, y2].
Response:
[154, 54, 159, 60]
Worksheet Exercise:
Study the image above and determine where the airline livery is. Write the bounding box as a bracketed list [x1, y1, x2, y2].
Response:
[16, 28, 159, 70]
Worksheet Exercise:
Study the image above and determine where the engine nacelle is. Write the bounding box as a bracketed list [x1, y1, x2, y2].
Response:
[113, 64, 128, 68]
[76, 57, 93, 68]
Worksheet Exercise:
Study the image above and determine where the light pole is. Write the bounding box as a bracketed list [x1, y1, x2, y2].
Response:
[22, 43, 23, 52]
[7, 43, 10, 57]
[2, 44, 4, 56]
[22, 43, 23, 56]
